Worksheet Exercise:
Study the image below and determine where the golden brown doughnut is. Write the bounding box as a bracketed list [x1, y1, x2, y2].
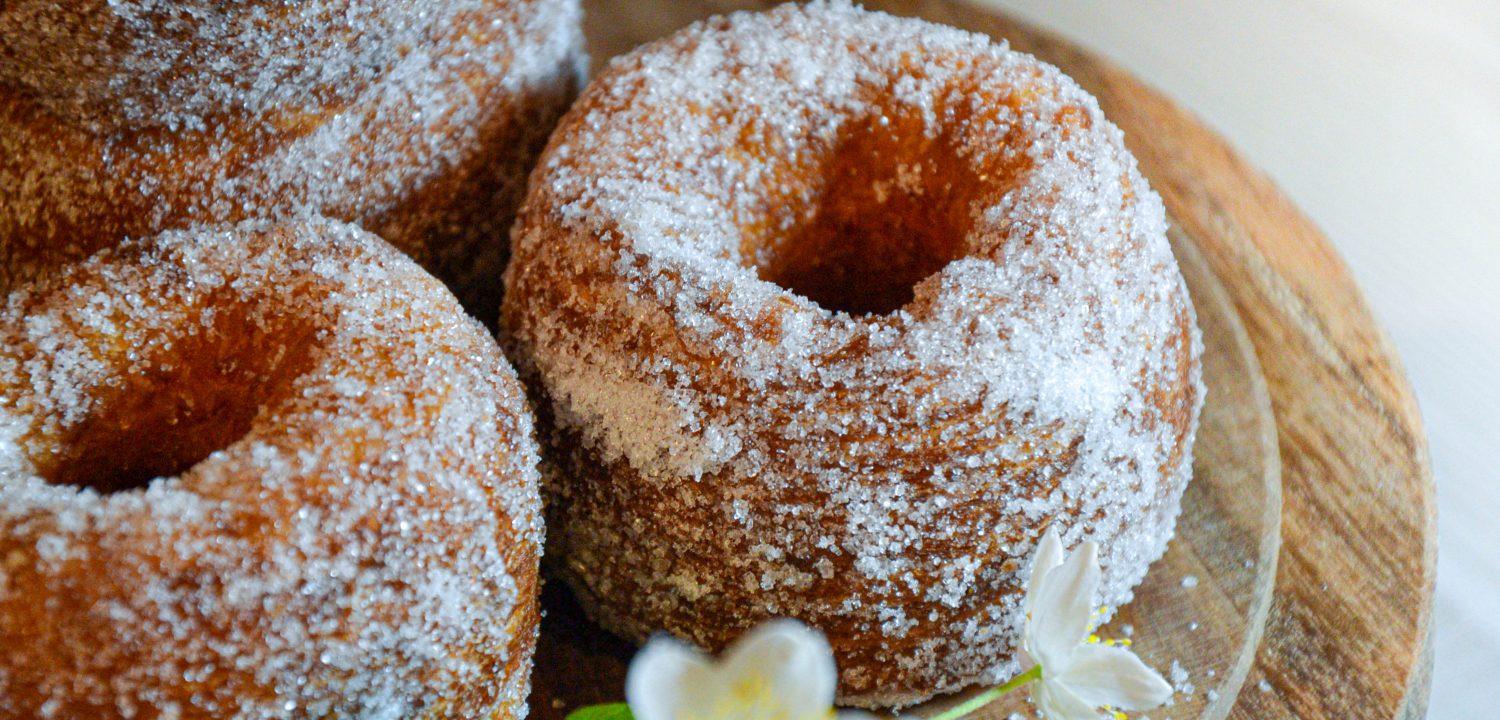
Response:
[0, 0, 586, 320]
[503, 1, 1203, 707]
[0, 219, 543, 718]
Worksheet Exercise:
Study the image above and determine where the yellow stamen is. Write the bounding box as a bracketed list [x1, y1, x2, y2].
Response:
[685, 672, 806, 720]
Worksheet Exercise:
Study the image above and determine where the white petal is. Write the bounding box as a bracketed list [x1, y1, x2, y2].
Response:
[1026, 527, 1066, 621]
[1030, 541, 1101, 669]
[1035, 678, 1105, 720]
[1058, 644, 1174, 710]
[626, 634, 713, 720]
[1030, 529, 1066, 591]
[720, 619, 838, 715]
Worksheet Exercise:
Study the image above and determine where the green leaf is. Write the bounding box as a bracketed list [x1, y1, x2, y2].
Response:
[566, 703, 634, 720]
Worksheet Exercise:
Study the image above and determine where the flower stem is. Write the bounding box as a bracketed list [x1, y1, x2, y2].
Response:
[925, 665, 1043, 720]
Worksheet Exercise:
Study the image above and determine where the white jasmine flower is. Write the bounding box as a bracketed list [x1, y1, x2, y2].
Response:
[626, 619, 865, 720]
[1021, 528, 1174, 720]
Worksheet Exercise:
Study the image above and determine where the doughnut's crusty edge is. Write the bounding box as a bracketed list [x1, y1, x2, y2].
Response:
[503, 1, 1203, 707]
[0, 219, 543, 719]
[0, 0, 588, 319]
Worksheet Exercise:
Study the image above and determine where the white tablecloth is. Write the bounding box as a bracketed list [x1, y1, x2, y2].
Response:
[978, 0, 1498, 715]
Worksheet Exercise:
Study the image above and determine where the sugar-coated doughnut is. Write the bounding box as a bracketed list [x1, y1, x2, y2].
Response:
[0, 219, 543, 718]
[0, 0, 586, 320]
[503, 2, 1203, 707]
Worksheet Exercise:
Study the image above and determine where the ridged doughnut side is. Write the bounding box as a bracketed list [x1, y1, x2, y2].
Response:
[0, 0, 587, 320]
[503, 1, 1202, 707]
[0, 219, 543, 719]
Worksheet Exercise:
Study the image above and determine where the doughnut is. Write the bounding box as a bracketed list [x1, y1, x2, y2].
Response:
[502, 1, 1203, 707]
[0, 0, 586, 320]
[0, 219, 543, 718]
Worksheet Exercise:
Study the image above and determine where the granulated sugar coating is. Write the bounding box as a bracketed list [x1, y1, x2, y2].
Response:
[0, 0, 586, 320]
[0, 220, 543, 719]
[503, 1, 1203, 707]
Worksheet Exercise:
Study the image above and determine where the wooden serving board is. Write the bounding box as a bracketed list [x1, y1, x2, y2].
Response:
[532, 2, 1437, 718]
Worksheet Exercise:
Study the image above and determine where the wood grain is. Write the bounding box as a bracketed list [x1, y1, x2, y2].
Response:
[538, 2, 1437, 717]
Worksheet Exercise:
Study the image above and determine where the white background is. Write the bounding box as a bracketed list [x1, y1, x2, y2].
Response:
[976, 0, 1499, 716]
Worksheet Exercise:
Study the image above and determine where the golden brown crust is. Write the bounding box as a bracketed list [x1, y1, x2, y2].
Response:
[504, 2, 1202, 706]
[0, 0, 586, 322]
[0, 219, 543, 719]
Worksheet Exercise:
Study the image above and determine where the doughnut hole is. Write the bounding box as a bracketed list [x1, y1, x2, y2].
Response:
[36, 300, 321, 494]
[745, 108, 993, 316]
